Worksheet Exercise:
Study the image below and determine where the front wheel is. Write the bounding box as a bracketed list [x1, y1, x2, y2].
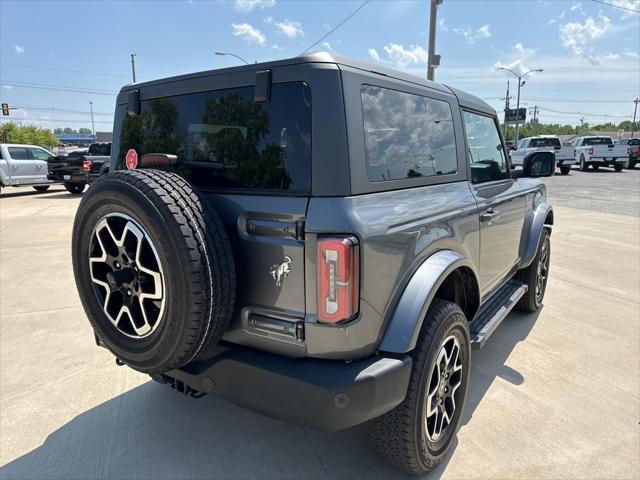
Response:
[64, 181, 86, 194]
[33, 185, 50, 192]
[367, 299, 470, 475]
[560, 166, 571, 175]
[614, 163, 624, 172]
[515, 229, 550, 313]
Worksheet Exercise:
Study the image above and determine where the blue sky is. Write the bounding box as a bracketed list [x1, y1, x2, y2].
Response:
[1, 0, 638, 131]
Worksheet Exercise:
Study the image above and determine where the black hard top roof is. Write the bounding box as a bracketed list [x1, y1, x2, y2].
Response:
[119, 51, 494, 115]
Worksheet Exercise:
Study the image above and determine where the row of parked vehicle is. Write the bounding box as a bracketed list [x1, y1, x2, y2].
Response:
[0, 142, 111, 194]
[509, 135, 639, 174]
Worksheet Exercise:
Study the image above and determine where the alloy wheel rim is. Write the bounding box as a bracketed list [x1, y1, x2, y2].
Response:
[424, 335, 463, 443]
[536, 240, 549, 302]
[89, 213, 165, 339]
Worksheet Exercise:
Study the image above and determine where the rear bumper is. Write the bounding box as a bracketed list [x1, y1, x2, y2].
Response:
[588, 157, 626, 164]
[159, 344, 412, 431]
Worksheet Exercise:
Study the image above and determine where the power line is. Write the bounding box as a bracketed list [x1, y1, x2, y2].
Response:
[485, 96, 631, 103]
[538, 106, 632, 118]
[300, 0, 371, 54]
[0, 81, 117, 96]
[591, 0, 640, 13]
[1, 62, 130, 78]
[14, 105, 114, 116]
[0, 117, 113, 124]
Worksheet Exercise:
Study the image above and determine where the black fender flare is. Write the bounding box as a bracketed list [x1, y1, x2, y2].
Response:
[520, 200, 553, 268]
[379, 250, 479, 353]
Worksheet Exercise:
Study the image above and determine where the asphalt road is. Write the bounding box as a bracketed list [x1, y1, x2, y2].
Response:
[1, 169, 639, 479]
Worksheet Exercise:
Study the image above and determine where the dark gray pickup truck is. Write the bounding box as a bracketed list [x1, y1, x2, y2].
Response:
[48, 142, 111, 193]
[72, 52, 554, 475]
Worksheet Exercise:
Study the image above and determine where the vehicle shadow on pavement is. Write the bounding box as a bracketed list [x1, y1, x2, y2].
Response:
[0, 188, 67, 199]
[0, 311, 540, 480]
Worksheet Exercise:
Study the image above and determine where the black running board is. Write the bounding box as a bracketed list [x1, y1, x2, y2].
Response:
[470, 279, 528, 350]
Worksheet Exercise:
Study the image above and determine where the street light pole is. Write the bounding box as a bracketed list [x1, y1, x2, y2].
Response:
[214, 51, 249, 65]
[632, 98, 639, 139]
[89, 101, 95, 135]
[130, 53, 137, 83]
[498, 66, 543, 145]
[427, 0, 443, 81]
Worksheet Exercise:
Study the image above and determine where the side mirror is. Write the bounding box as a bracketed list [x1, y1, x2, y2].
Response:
[523, 151, 555, 178]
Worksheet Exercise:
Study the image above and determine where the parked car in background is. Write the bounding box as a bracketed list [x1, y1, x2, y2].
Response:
[573, 136, 628, 172]
[615, 138, 640, 169]
[48, 142, 111, 194]
[511, 135, 574, 174]
[0, 143, 55, 193]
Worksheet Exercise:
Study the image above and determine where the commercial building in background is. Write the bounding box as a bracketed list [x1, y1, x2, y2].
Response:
[55, 133, 96, 146]
[96, 131, 113, 143]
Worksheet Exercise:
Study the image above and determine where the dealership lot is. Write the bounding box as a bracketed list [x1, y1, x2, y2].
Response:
[1, 169, 638, 479]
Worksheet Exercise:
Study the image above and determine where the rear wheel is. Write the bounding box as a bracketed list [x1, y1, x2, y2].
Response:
[627, 160, 636, 169]
[579, 155, 588, 171]
[515, 229, 550, 313]
[33, 185, 50, 192]
[65, 181, 86, 194]
[72, 169, 236, 373]
[560, 166, 571, 175]
[614, 163, 624, 172]
[592, 164, 600, 171]
[367, 299, 470, 475]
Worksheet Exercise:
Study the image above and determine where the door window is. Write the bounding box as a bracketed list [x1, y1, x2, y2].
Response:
[463, 111, 508, 184]
[29, 148, 52, 160]
[7, 147, 30, 160]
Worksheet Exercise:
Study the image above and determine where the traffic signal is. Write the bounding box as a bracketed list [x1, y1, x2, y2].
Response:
[1, 103, 9, 116]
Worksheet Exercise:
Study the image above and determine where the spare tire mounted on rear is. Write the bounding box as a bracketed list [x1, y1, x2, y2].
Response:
[72, 169, 236, 373]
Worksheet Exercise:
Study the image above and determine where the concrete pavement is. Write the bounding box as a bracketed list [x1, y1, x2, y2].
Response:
[1, 180, 638, 479]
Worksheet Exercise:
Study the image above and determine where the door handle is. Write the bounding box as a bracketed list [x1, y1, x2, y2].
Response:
[480, 208, 501, 222]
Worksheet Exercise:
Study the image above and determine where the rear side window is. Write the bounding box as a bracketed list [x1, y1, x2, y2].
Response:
[529, 138, 561, 148]
[115, 82, 311, 192]
[7, 147, 30, 160]
[361, 85, 457, 182]
[462, 111, 508, 184]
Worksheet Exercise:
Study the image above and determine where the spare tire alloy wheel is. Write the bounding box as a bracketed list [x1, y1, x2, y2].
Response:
[89, 213, 165, 338]
[72, 169, 236, 374]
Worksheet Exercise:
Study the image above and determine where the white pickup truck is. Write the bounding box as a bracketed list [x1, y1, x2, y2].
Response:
[510, 135, 575, 175]
[0, 143, 55, 193]
[573, 136, 628, 172]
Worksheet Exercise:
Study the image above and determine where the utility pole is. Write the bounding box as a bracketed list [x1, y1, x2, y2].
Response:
[130, 53, 137, 83]
[89, 101, 95, 135]
[531, 105, 538, 122]
[427, 0, 443, 81]
[632, 98, 639, 138]
[502, 80, 511, 140]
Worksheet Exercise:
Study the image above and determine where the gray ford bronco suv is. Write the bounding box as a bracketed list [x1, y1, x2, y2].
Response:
[72, 52, 554, 475]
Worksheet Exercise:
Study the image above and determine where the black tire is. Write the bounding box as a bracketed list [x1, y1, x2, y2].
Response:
[65, 181, 86, 194]
[367, 299, 471, 475]
[72, 169, 236, 374]
[592, 164, 600, 171]
[579, 155, 588, 171]
[515, 229, 550, 313]
[560, 166, 571, 175]
[614, 163, 624, 172]
[33, 185, 50, 192]
[627, 160, 636, 169]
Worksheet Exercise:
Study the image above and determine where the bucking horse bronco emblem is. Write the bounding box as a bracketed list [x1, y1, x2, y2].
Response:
[269, 256, 292, 287]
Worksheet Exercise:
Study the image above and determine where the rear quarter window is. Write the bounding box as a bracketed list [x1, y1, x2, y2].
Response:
[114, 82, 311, 193]
[361, 85, 457, 182]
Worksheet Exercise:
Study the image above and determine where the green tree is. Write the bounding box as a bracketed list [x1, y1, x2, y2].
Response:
[0, 122, 58, 148]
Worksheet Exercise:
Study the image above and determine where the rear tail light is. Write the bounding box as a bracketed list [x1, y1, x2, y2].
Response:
[317, 236, 359, 324]
[588, 147, 593, 155]
[82, 160, 92, 172]
[636, 146, 640, 155]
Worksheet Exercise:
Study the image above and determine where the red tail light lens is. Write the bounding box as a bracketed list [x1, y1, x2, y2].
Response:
[82, 160, 92, 172]
[317, 236, 359, 324]
[636, 146, 640, 155]
[588, 147, 593, 155]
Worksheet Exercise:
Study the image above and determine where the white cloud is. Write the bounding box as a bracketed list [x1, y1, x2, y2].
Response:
[368, 48, 381, 62]
[322, 42, 333, 52]
[494, 42, 539, 75]
[382, 44, 429, 68]
[548, 19, 557, 25]
[439, 18, 449, 32]
[623, 48, 640, 58]
[14, 45, 24, 54]
[233, 0, 275, 12]
[264, 16, 273, 24]
[231, 23, 266, 45]
[570, 2, 584, 14]
[3, 85, 14, 90]
[452, 24, 492, 44]
[559, 15, 611, 63]
[609, 0, 640, 17]
[274, 19, 304, 38]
